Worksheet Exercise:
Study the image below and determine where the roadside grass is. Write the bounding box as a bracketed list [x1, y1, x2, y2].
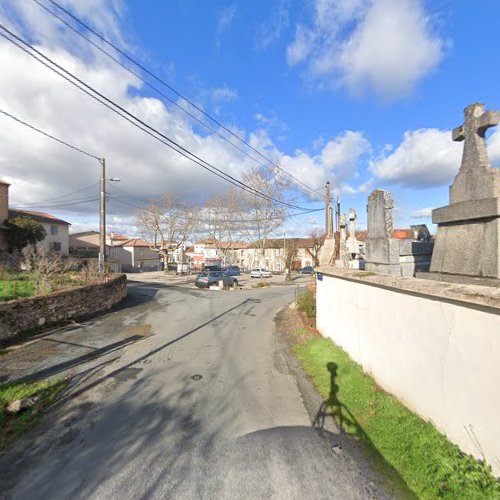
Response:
[0, 279, 34, 301]
[0, 270, 88, 302]
[292, 333, 500, 499]
[0, 379, 67, 453]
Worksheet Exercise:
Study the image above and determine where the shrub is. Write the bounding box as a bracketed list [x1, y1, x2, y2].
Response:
[296, 285, 316, 318]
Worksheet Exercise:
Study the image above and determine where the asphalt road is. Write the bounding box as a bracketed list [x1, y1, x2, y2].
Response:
[0, 278, 390, 499]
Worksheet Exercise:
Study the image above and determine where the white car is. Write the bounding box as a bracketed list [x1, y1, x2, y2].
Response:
[250, 268, 272, 278]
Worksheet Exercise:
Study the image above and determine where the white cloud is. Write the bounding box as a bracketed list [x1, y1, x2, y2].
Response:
[287, 0, 445, 99]
[370, 128, 462, 187]
[278, 131, 371, 195]
[256, 0, 290, 49]
[488, 128, 500, 165]
[0, 0, 373, 235]
[217, 5, 237, 33]
[411, 208, 433, 218]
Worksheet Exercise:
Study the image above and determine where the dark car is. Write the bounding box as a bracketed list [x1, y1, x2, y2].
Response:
[222, 265, 241, 276]
[195, 271, 238, 289]
[202, 265, 222, 272]
[298, 266, 314, 274]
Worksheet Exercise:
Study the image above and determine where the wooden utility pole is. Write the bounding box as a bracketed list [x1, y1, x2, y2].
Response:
[99, 158, 106, 274]
[325, 181, 331, 237]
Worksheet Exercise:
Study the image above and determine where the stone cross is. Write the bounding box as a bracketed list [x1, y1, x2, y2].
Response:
[452, 103, 499, 171]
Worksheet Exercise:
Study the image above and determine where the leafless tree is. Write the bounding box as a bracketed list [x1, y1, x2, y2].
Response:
[136, 194, 200, 268]
[305, 229, 324, 267]
[203, 188, 240, 266]
[283, 239, 299, 281]
[238, 167, 289, 266]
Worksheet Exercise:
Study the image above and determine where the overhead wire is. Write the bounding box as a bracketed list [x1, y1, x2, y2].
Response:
[0, 107, 100, 160]
[0, 23, 313, 211]
[34, 0, 323, 199]
[106, 184, 323, 224]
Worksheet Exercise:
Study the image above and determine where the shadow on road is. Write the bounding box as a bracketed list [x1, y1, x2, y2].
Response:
[313, 362, 418, 499]
[68, 298, 260, 400]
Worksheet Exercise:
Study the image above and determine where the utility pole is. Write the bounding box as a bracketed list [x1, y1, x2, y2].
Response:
[99, 158, 106, 274]
[325, 181, 330, 237]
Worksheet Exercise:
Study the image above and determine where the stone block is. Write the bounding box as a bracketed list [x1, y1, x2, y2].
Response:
[365, 238, 400, 265]
[432, 197, 500, 224]
[430, 218, 500, 278]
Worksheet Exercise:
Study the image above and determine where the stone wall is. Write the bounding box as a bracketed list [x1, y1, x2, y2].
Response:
[0, 274, 127, 341]
[316, 266, 500, 475]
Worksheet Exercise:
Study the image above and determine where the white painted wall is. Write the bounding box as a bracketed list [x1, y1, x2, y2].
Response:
[317, 271, 500, 475]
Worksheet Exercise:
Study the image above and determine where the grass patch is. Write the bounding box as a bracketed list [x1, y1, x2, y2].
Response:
[0, 379, 67, 453]
[293, 334, 500, 499]
[0, 280, 34, 301]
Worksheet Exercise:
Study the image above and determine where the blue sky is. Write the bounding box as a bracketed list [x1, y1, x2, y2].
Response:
[0, 0, 499, 237]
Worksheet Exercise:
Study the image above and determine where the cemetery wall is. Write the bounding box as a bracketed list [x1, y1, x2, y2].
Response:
[316, 266, 500, 475]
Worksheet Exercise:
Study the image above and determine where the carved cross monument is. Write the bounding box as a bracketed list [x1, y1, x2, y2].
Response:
[452, 103, 499, 172]
[430, 103, 500, 279]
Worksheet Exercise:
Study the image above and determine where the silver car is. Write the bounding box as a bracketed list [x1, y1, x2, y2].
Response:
[250, 268, 272, 278]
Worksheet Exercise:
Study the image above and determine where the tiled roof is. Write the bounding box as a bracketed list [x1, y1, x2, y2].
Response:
[9, 209, 70, 225]
[119, 238, 153, 248]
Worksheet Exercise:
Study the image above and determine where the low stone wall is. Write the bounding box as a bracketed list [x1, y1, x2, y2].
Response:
[0, 274, 127, 341]
[316, 266, 500, 475]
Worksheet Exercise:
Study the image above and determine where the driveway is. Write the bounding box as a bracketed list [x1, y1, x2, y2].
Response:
[0, 277, 389, 499]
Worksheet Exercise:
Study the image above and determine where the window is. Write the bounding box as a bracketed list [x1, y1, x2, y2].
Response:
[50, 242, 62, 252]
[50, 225, 59, 235]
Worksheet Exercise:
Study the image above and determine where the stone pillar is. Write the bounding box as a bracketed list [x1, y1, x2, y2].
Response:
[346, 208, 360, 257]
[0, 181, 10, 252]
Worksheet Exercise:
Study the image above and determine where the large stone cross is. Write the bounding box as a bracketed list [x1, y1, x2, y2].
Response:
[452, 102, 499, 171]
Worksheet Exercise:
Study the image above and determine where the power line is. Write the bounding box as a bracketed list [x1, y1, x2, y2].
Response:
[0, 24, 313, 212]
[0, 107, 100, 160]
[107, 186, 324, 224]
[35, 0, 323, 198]
[10, 196, 100, 210]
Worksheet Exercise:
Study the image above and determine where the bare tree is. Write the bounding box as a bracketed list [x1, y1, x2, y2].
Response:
[238, 167, 289, 267]
[136, 194, 200, 269]
[203, 188, 240, 266]
[283, 239, 299, 281]
[305, 229, 324, 267]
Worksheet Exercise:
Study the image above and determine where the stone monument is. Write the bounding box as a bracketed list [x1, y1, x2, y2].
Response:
[430, 103, 500, 279]
[346, 208, 361, 257]
[336, 213, 350, 268]
[365, 189, 434, 276]
[364, 190, 400, 275]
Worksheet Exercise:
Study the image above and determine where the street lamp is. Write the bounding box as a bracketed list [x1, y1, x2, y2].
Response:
[98, 157, 120, 274]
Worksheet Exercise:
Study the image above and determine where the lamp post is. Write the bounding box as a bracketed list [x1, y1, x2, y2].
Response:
[98, 157, 120, 274]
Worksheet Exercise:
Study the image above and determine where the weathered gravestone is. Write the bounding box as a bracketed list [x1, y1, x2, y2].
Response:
[346, 208, 361, 257]
[364, 190, 400, 275]
[365, 190, 434, 276]
[430, 103, 500, 278]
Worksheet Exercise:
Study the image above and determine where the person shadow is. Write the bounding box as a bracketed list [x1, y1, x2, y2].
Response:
[312, 362, 418, 499]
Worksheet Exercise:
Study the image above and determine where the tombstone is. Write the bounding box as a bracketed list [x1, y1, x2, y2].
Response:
[364, 190, 401, 275]
[430, 103, 500, 279]
[365, 190, 434, 276]
[346, 208, 361, 256]
[336, 213, 350, 268]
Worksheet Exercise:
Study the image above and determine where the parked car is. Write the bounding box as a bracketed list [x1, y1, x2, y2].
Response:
[195, 271, 238, 288]
[298, 266, 314, 274]
[202, 265, 222, 272]
[223, 265, 241, 276]
[250, 268, 272, 278]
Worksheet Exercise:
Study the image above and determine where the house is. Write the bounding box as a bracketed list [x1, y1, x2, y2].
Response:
[0, 180, 10, 251]
[244, 237, 325, 271]
[187, 240, 250, 270]
[111, 238, 161, 272]
[0, 180, 71, 255]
